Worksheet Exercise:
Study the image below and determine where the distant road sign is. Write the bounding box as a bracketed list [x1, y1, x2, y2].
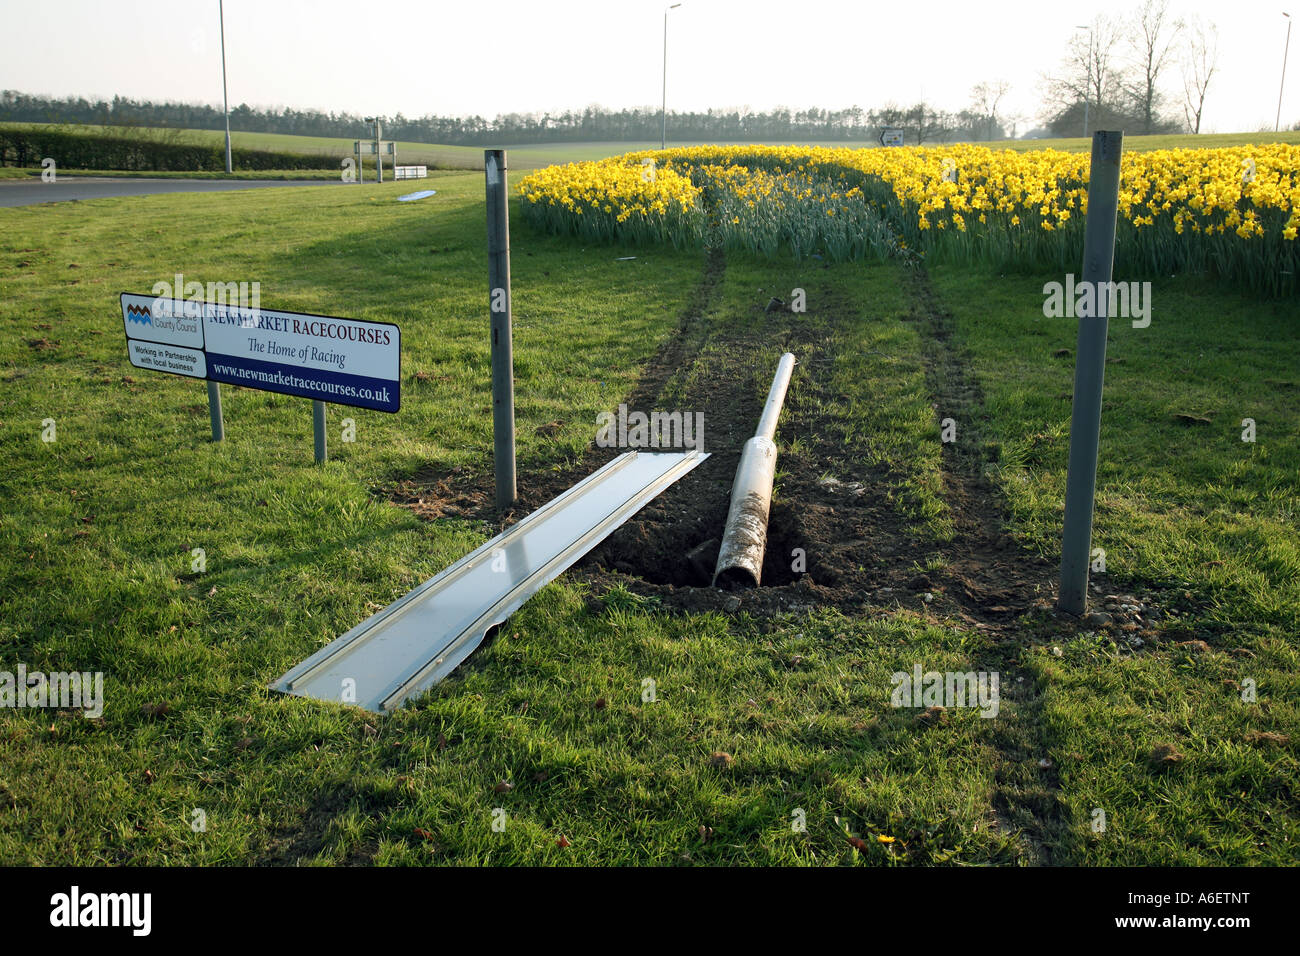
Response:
[120, 294, 401, 413]
[879, 128, 905, 147]
[356, 141, 396, 155]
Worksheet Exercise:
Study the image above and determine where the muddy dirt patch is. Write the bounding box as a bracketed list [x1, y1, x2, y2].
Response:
[382, 252, 1066, 627]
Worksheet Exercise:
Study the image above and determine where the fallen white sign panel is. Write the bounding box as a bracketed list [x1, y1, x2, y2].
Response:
[271, 450, 707, 712]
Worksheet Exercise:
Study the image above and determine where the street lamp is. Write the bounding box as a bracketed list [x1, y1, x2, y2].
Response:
[661, 3, 682, 150]
[1278, 12, 1293, 132]
[219, 0, 232, 174]
[1076, 24, 1092, 138]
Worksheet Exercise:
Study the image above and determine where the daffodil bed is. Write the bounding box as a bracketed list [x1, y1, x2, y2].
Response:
[518, 144, 1300, 295]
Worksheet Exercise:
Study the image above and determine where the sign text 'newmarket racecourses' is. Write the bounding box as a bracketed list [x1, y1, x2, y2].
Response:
[119, 293, 400, 413]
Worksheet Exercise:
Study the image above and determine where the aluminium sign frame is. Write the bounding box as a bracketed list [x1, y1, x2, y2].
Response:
[272, 449, 709, 712]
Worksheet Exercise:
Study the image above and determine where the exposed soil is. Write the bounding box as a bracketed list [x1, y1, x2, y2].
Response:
[384, 251, 1062, 630]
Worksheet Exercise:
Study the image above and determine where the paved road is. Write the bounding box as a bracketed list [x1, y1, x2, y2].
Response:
[0, 177, 340, 207]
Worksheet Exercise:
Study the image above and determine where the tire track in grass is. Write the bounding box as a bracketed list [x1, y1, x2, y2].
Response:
[619, 246, 726, 421]
[376, 251, 1049, 862]
[902, 263, 1067, 863]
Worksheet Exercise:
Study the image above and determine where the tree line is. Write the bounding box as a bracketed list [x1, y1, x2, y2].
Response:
[0, 90, 1019, 145]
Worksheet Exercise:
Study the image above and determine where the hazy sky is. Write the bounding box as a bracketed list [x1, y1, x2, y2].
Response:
[1, 0, 1294, 134]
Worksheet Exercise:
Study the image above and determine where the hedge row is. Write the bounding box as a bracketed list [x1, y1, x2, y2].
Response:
[0, 126, 340, 172]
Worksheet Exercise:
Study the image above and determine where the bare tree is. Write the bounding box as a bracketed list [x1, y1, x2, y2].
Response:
[1182, 19, 1219, 134]
[1081, 17, 1124, 123]
[1004, 110, 1026, 140]
[1124, 0, 1183, 134]
[1043, 15, 1124, 135]
[903, 102, 955, 144]
[970, 81, 1011, 141]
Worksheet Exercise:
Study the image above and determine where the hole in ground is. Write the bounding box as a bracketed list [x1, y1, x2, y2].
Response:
[575, 452, 807, 591]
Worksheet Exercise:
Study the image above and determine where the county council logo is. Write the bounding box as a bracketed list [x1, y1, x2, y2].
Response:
[125, 303, 152, 325]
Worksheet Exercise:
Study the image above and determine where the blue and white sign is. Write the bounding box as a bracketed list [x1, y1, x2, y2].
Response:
[120, 293, 401, 413]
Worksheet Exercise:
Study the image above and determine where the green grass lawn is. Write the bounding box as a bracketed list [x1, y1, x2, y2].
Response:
[0, 170, 1295, 865]
[0, 167, 347, 181]
[927, 266, 1300, 863]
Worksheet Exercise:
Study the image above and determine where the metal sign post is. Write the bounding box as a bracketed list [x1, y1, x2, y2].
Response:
[375, 118, 383, 183]
[313, 400, 327, 464]
[355, 138, 395, 183]
[485, 149, 517, 510]
[207, 381, 225, 441]
[1058, 130, 1124, 616]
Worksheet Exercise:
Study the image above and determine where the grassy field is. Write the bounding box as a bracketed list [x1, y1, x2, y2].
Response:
[0, 167, 345, 181]
[0, 166, 1295, 865]
[927, 267, 1299, 863]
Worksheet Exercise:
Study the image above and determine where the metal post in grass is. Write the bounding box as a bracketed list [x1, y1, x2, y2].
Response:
[207, 381, 225, 441]
[313, 400, 327, 464]
[485, 149, 517, 510]
[1058, 130, 1123, 616]
[219, 0, 233, 175]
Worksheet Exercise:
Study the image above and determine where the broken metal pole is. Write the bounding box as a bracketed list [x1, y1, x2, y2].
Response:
[713, 352, 796, 587]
